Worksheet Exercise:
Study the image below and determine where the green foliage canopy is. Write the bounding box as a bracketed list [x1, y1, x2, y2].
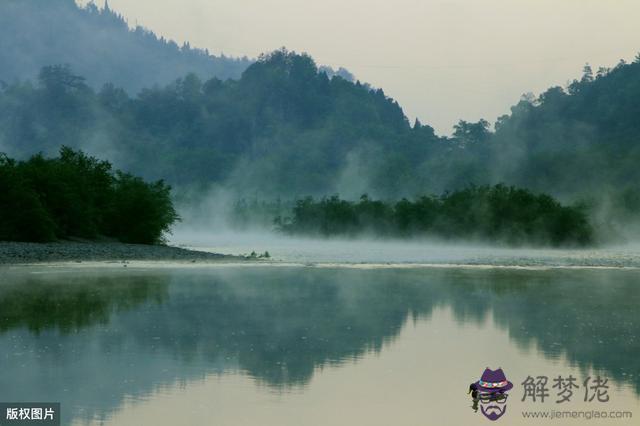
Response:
[277, 185, 593, 247]
[0, 148, 179, 244]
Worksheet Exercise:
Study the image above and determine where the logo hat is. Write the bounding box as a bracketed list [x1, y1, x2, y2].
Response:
[473, 367, 514, 393]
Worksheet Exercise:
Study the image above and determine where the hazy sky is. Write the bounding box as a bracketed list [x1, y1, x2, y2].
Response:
[81, 0, 640, 134]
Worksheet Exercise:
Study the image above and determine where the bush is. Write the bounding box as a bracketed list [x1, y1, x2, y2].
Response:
[106, 173, 179, 244]
[0, 155, 56, 242]
[0, 148, 179, 244]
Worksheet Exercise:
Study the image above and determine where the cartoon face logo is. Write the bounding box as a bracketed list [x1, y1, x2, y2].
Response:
[469, 368, 513, 421]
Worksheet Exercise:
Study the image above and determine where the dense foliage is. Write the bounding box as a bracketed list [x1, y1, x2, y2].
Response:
[0, 0, 251, 92]
[0, 50, 427, 197]
[0, 148, 179, 244]
[277, 186, 593, 247]
[3, 47, 640, 203]
[488, 60, 640, 197]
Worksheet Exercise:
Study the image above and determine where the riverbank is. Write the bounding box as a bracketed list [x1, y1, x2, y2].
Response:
[0, 241, 246, 265]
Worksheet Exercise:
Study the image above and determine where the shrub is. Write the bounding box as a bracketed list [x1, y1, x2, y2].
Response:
[0, 148, 179, 244]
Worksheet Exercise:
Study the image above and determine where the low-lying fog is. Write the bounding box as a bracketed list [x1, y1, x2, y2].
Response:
[170, 227, 640, 268]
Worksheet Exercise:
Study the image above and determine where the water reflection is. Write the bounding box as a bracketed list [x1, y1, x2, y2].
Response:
[0, 272, 168, 333]
[0, 267, 638, 424]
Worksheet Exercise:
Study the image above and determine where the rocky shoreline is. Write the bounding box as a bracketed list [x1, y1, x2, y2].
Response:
[0, 241, 245, 265]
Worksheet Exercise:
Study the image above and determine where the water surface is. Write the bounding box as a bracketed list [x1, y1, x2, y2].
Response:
[173, 231, 640, 268]
[1, 264, 638, 425]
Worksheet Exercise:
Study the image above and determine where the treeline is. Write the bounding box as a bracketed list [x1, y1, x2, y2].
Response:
[0, 148, 179, 244]
[277, 185, 593, 247]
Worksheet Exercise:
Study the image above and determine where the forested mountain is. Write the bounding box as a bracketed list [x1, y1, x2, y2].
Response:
[489, 60, 640, 197]
[0, 49, 436, 197]
[0, 0, 251, 93]
[2, 35, 640, 213]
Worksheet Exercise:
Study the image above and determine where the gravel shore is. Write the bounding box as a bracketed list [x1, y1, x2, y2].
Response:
[0, 241, 244, 265]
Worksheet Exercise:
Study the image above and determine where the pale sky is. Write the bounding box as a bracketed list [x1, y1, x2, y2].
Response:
[80, 0, 640, 134]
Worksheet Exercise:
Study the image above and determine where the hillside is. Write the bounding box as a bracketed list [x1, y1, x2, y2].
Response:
[488, 59, 640, 197]
[2, 36, 640, 214]
[0, 0, 251, 93]
[0, 49, 434, 197]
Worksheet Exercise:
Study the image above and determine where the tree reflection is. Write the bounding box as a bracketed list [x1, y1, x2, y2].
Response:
[0, 267, 638, 424]
[0, 272, 169, 333]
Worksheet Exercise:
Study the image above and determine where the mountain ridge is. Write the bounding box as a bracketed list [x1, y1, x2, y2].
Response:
[0, 0, 252, 92]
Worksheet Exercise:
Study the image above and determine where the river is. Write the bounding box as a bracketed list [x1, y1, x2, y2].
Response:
[1, 236, 639, 425]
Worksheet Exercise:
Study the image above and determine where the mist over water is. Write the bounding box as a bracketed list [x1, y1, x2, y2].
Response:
[171, 226, 640, 268]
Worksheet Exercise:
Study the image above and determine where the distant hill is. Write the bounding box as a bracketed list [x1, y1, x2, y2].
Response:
[0, 0, 252, 93]
[488, 59, 640, 197]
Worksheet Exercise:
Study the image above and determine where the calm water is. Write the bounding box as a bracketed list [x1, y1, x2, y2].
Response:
[1, 264, 639, 425]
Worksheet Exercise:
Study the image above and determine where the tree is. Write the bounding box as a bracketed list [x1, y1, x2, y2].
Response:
[453, 119, 491, 145]
[596, 67, 610, 79]
[107, 173, 180, 244]
[38, 65, 87, 93]
[582, 63, 594, 83]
